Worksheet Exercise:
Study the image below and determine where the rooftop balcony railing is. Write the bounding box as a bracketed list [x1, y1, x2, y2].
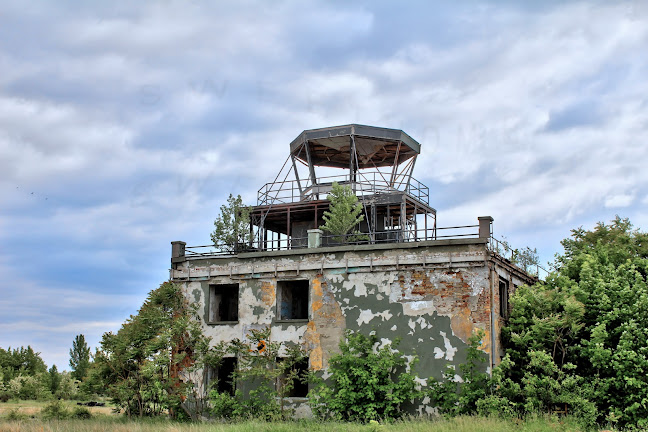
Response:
[175, 216, 545, 279]
[257, 170, 429, 206]
[183, 224, 479, 258]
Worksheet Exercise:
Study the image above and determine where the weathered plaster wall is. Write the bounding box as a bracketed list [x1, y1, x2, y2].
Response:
[172, 240, 523, 385]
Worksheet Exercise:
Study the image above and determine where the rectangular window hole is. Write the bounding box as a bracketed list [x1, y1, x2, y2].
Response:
[277, 357, 309, 398]
[209, 284, 239, 323]
[208, 357, 237, 395]
[499, 278, 509, 319]
[277, 280, 309, 321]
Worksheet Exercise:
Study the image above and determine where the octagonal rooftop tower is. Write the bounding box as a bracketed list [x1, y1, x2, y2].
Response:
[252, 124, 436, 250]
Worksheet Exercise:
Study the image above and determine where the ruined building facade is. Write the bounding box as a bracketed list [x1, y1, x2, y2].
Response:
[170, 125, 535, 413]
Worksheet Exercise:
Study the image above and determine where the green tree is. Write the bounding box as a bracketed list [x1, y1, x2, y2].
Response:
[309, 330, 423, 422]
[56, 371, 79, 399]
[69, 334, 91, 382]
[499, 216, 648, 428]
[95, 281, 207, 418]
[211, 194, 252, 253]
[47, 365, 61, 395]
[0, 346, 47, 384]
[320, 182, 367, 244]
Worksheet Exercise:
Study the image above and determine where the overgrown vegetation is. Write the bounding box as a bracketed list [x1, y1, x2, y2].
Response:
[320, 182, 368, 244]
[211, 194, 253, 252]
[209, 327, 309, 420]
[493, 237, 540, 275]
[428, 331, 489, 417]
[309, 331, 423, 422]
[94, 281, 207, 419]
[431, 216, 648, 430]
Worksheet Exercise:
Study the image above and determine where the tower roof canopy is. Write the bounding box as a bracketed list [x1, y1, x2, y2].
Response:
[290, 124, 420, 169]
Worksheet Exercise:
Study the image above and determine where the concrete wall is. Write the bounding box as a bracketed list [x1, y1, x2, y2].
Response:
[172, 239, 533, 402]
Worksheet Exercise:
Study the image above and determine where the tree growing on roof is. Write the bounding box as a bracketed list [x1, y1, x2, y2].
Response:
[320, 182, 368, 244]
[211, 194, 252, 253]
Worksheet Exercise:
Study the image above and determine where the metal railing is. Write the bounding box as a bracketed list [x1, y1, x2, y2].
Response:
[257, 171, 430, 206]
[184, 224, 479, 258]
[489, 236, 549, 279]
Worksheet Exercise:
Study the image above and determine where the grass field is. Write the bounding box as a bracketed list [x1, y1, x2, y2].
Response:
[0, 399, 115, 418]
[0, 401, 602, 432]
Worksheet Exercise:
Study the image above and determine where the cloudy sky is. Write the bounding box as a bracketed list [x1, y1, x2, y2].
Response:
[1, 0, 647, 369]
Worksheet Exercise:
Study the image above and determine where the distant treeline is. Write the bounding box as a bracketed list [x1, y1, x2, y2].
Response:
[1, 334, 95, 402]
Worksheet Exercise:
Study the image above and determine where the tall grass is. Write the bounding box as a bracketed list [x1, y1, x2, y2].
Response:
[0, 416, 591, 432]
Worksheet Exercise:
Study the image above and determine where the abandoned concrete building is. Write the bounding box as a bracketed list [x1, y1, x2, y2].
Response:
[170, 124, 535, 413]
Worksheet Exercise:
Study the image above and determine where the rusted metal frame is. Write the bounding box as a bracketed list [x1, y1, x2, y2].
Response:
[395, 156, 414, 192]
[262, 226, 267, 251]
[350, 135, 357, 192]
[286, 207, 291, 250]
[304, 141, 318, 199]
[352, 135, 373, 240]
[389, 141, 402, 187]
[258, 153, 292, 205]
[405, 155, 417, 194]
[371, 202, 377, 244]
[257, 155, 295, 247]
[433, 214, 437, 239]
[291, 153, 304, 200]
[424, 211, 428, 240]
[436, 224, 479, 230]
[400, 195, 406, 242]
[367, 157, 391, 194]
[355, 140, 382, 168]
[414, 201, 418, 241]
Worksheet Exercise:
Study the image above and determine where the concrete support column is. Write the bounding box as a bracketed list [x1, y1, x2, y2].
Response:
[478, 216, 493, 239]
[307, 229, 323, 248]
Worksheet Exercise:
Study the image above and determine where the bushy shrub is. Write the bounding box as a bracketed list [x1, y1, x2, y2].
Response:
[5, 408, 27, 420]
[428, 331, 489, 416]
[309, 330, 423, 422]
[41, 399, 70, 419]
[55, 372, 79, 400]
[210, 391, 240, 419]
[7, 375, 50, 400]
[72, 406, 92, 419]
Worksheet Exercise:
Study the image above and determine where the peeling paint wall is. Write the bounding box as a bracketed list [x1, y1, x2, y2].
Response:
[172, 239, 535, 413]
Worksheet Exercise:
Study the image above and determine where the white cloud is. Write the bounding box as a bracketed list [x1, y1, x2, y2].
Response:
[605, 193, 636, 208]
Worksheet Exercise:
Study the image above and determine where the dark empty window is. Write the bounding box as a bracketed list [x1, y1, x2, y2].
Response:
[277, 357, 309, 397]
[499, 278, 509, 319]
[277, 280, 309, 321]
[207, 357, 237, 395]
[209, 284, 239, 323]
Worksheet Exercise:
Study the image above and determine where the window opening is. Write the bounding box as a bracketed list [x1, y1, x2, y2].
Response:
[277, 357, 309, 397]
[207, 357, 237, 395]
[209, 284, 239, 323]
[276, 280, 309, 320]
[499, 278, 509, 319]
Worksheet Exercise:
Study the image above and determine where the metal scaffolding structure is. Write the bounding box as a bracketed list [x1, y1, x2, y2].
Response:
[250, 124, 437, 251]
